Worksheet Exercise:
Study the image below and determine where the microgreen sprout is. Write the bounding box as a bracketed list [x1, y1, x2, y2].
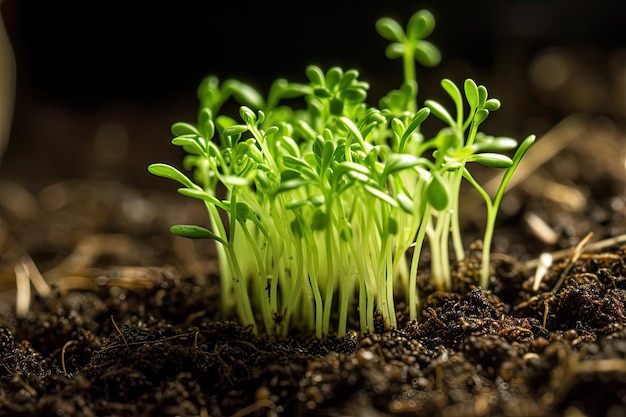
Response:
[149, 9, 534, 338]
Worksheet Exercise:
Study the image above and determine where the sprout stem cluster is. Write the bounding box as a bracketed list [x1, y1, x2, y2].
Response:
[149, 10, 534, 338]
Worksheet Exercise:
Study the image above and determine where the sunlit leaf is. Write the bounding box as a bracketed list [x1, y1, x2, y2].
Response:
[148, 163, 196, 189]
[468, 153, 513, 168]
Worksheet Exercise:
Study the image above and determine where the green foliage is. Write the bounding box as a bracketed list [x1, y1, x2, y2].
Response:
[149, 9, 534, 338]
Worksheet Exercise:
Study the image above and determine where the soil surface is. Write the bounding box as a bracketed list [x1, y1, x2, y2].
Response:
[1, 120, 625, 417]
[1, 21, 626, 417]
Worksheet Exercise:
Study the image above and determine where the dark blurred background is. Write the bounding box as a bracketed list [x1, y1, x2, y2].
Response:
[1, 0, 624, 190]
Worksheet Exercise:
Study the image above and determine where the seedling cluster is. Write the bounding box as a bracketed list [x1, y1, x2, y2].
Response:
[149, 10, 534, 338]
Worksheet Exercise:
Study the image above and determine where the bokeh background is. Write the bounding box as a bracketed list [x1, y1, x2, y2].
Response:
[1, 0, 623, 189]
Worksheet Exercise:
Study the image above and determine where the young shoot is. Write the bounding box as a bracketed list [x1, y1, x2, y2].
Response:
[149, 9, 534, 338]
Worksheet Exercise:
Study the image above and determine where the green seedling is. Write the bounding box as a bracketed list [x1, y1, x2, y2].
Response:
[149, 9, 534, 338]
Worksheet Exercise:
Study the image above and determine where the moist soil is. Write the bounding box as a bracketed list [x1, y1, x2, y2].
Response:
[1, 38, 626, 417]
[0, 160, 625, 417]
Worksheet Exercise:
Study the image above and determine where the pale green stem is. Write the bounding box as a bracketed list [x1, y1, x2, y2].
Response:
[408, 204, 431, 320]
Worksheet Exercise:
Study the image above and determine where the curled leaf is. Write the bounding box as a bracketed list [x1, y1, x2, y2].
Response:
[325, 67, 343, 89]
[426, 172, 449, 211]
[223, 124, 249, 137]
[473, 135, 518, 152]
[376, 17, 406, 42]
[414, 41, 441, 67]
[228, 81, 265, 109]
[148, 163, 196, 189]
[441, 79, 462, 115]
[484, 98, 501, 111]
[171, 122, 200, 136]
[464, 79, 479, 110]
[407, 10, 435, 40]
[171, 135, 205, 155]
[385, 42, 406, 59]
[473, 109, 490, 125]
[468, 153, 513, 168]
[313, 87, 332, 98]
[306, 65, 325, 86]
[425, 100, 455, 128]
[170, 225, 226, 244]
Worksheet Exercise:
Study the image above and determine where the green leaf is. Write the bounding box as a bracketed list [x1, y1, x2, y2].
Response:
[227, 81, 265, 109]
[338, 69, 359, 89]
[283, 155, 314, 173]
[171, 122, 200, 136]
[425, 100, 455, 127]
[294, 120, 317, 142]
[338, 117, 363, 145]
[172, 135, 205, 155]
[432, 127, 458, 151]
[222, 201, 254, 222]
[477, 85, 488, 109]
[240, 106, 257, 125]
[387, 217, 398, 235]
[464, 79, 479, 110]
[313, 87, 332, 98]
[265, 126, 279, 137]
[441, 79, 462, 111]
[268, 79, 309, 106]
[397, 193, 415, 213]
[341, 87, 367, 102]
[311, 208, 329, 230]
[277, 179, 311, 193]
[321, 140, 335, 172]
[468, 153, 513, 168]
[383, 154, 420, 177]
[376, 17, 405, 42]
[414, 41, 441, 67]
[407, 10, 435, 40]
[198, 108, 215, 140]
[329, 98, 344, 116]
[290, 219, 303, 238]
[512, 134, 536, 165]
[473, 135, 518, 152]
[326, 67, 343, 89]
[426, 172, 449, 211]
[385, 42, 406, 59]
[336, 161, 371, 179]
[363, 184, 398, 207]
[484, 98, 501, 111]
[148, 163, 196, 189]
[170, 224, 226, 244]
[474, 109, 490, 125]
[391, 118, 405, 141]
[306, 65, 325, 86]
[339, 220, 353, 241]
[223, 124, 249, 137]
[177, 188, 225, 209]
[222, 175, 252, 186]
[400, 107, 430, 150]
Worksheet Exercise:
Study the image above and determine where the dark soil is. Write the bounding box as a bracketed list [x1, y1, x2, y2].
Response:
[1, 156, 625, 417]
[1, 8, 626, 415]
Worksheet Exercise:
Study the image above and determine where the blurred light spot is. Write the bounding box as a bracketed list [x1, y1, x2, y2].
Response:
[530, 49, 570, 91]
[93, 123, 129, 162]
[39, 182, 68, 211]
[121, 196, 156, 227]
